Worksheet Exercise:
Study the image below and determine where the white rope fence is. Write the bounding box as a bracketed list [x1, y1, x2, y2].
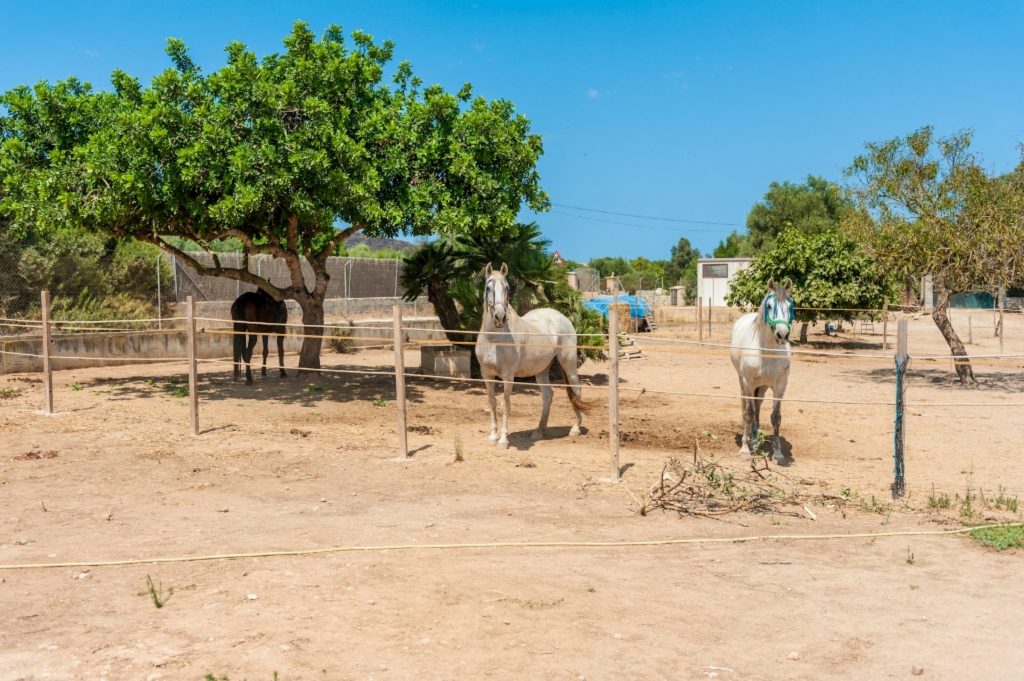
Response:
[4, 291, 1024, 498]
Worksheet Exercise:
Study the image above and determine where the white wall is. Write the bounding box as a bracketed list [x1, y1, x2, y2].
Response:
[697, 258, 752, 307]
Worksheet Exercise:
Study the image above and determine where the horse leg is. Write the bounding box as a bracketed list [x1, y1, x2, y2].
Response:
[738, 390, 754, 459]
[753, 386, 768, 450]
[532, 367, 553, 441]
[276, 333, 287, 377]
[261, 335, 269, 376]
[484, 377, 499, 443]
[244, 333, 258, 385]
[232, 324, 244, 381]
[498, 375, 513, 449]
[770, 376, 789, 464]
[558, 351, 584, 437]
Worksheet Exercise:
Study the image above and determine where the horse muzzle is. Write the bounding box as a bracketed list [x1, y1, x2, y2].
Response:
[491, 305, 507, 328]
[774, 323, 791, 342]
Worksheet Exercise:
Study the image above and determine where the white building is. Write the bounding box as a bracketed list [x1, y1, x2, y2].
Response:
[697, 258, 752, 307]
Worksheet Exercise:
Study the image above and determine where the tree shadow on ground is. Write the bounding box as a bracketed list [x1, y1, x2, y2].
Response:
[854, 365, 1024, 394]
[87, 359, 612, 408]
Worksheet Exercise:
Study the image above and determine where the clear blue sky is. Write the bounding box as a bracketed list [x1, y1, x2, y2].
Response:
[2, 1, 1022, 262]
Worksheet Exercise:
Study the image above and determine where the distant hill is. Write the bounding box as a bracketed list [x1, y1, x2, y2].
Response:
[344, 233, 419, 253]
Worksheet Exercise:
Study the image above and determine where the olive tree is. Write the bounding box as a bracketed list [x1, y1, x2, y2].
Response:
[845, 127, 1024, 383]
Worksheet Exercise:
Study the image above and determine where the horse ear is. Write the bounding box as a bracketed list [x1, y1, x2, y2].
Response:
[783, 278, 793, 292]
[485, 262, 493, 276]
[500, 263, 508, 276]
[766, 278, 775, 291]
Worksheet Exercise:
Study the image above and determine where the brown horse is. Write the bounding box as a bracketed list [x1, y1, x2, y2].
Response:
[231, 289, 288, 385]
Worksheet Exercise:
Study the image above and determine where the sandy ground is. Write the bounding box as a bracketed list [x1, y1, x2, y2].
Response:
[1, 308, 1022, 680]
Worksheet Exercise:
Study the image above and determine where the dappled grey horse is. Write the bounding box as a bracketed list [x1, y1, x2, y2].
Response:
[474, 263, 590, 448]
[729, 278, 794, 463]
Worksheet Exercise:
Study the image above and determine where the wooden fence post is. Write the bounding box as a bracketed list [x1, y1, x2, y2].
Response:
[41, 290, 53, 414]
[697, 297, 703, 343]
[968, 315, 973, 345]
[393, 304, 409, 459]
[187, 295, 199, 436]
[998, 289, 1005, 356]
[881, 299, 889, 350]
[891, 319, 909, 500]
[607, 295, 621, 482]
[707, 298, 712, 340]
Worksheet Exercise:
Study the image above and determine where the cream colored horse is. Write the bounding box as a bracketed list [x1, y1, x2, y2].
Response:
[474, 263, 589, 448]
[729, 278, 794, 463]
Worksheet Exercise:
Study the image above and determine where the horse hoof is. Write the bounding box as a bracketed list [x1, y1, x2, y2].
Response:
[280, 371, 287, 378]
[569, 426, 581, 437]
[773, 452, 786, 465]
[738, 449, 752, 460]
[498, 439, 510, 449]
[488, 433, 499, 443]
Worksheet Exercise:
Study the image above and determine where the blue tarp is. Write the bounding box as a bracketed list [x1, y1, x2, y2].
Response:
[583, 295, 652, 319]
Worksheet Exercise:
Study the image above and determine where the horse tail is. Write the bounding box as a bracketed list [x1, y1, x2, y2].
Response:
[232, 321, 246, 364]
[564, 385, 596, 414]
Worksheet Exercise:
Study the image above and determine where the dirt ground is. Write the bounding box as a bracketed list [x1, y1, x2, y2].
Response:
[2, 309, 1022, 680]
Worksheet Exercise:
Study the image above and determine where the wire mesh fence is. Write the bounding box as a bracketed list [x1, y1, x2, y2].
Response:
[0, 247, 409, 337]
[169, 253, 406, 302]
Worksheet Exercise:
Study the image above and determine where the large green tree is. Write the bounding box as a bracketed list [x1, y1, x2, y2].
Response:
[725, 227, 894, 343]
[0, 22, 548, 368]
[747, 175, 852, 251]
[845, 127, 1024, 383]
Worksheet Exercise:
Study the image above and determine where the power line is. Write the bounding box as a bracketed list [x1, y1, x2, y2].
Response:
[551, 202, 741, 227]
[545, 209, 734, 234]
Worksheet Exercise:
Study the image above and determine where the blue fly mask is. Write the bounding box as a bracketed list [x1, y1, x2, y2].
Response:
[762, 278, 795, 342]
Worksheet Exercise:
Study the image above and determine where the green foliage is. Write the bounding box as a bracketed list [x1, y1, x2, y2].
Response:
[402, 223, 605, 360]
[712, 230, 756, 258]
[746, 175, 852, 252]
[968, 525, 1024, 551]
[0, 224, 169, 322]
[725, 227, 894, 322]
[664, 236, 701, 300]
[1, 22, 548, 367]
[847, 126, 1024, 295]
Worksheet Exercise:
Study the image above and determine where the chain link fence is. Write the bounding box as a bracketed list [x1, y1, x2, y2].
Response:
[170, 253, 405, 302]
[1, 242, 409, 337]
[572, 266, 601, 293]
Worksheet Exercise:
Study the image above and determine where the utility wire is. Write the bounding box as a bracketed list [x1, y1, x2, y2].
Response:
[551, 202, 741, 227]
[545, 209, 735, 234]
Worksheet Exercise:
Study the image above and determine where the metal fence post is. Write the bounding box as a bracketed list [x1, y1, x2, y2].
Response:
[393, 304, 409, 458]
[697, 297, 703, 343]
[187, 296, 199, 436]
[607, 294, 621, 482]
[892, 319, 909, 499]
[41, 290, 53, 414]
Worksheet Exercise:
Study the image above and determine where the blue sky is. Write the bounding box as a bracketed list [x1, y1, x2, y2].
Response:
[2, 1, 1022, 262]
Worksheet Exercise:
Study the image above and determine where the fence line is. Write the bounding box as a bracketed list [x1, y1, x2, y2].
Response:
[4, 522, 1021, 572]
[8, 291, 1024, 506]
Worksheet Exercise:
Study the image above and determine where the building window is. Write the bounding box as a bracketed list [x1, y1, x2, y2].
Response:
[702, 263, 728, 278]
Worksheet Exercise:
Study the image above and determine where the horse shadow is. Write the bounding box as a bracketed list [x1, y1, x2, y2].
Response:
[503, 425, 589, 452]
[732, 433, 796, 466]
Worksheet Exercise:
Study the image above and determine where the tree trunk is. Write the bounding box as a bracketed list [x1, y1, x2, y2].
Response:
[932, 286, 975, 384]
[427, 284, 473, 347]
[296, 296, 326, 370]
[799, 322, 809, 344]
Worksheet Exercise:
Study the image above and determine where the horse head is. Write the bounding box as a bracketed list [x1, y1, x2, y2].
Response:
[484, 262, 511, 328]
[763, 278, 795, 342]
